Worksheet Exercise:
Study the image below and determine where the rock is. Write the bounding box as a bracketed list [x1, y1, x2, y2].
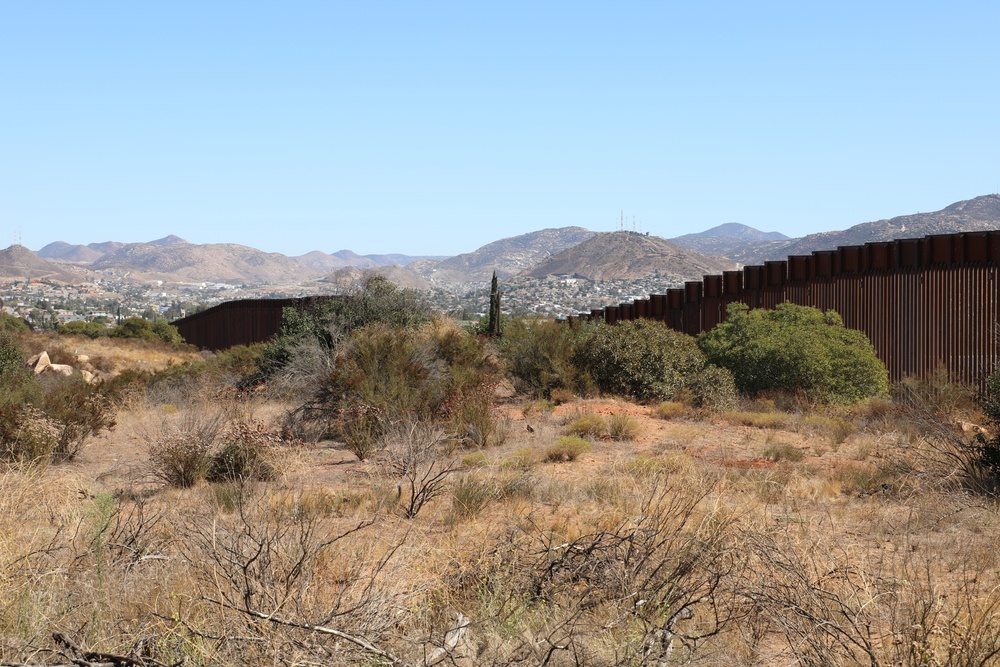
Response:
[48, 364, 74, 376]
[76, 354, 90, 364]
[26, 351, 51, 374]
[80, 370, 95, 384]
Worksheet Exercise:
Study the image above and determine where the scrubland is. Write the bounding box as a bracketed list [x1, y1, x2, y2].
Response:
[2, 376, 998, 665]
[2, 296, 999, 666]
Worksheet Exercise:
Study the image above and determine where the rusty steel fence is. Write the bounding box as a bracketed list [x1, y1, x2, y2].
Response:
[570, 231, 1000, 388]
[173, 296, 341, 351]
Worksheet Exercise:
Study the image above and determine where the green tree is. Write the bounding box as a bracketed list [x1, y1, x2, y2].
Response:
[576, 319, 705, 401]
[698, 302, 889, 403]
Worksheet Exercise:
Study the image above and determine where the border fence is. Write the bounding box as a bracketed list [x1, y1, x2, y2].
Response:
[568, 231, 1000, 388]
[173, 296, 340, 351]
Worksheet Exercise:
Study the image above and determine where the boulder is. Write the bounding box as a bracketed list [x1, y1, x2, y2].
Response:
[26, 351, 51, 374]
[47, 364, 74, 377]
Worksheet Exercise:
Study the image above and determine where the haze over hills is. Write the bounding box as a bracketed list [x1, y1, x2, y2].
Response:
[410, 226, 597, 283]
[90, 242, 320, 284]
[670, 223, 790, 260]
[294, 249, 446, 272]
[322, 265, 434, 291]
[519, 231, 737, 281]
[17, 194, 1000, 288]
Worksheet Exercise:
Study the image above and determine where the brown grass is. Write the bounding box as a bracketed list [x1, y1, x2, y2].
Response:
[2, 337, 998, 666]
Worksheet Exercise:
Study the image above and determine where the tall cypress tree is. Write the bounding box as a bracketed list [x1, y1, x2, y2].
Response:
[487, 271, 502, 336]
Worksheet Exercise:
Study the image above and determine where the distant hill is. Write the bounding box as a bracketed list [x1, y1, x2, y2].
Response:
[768, 194, 1000, 261]
[90, 242, 321, 284]
[294, 249, 445, 272]
[37, 241, 104, 263]
[519, 231, 736, 281]
[0, 245, 82, 283]
[670, 223, 790, 261]
[322, 265, 434, 291]
[148, 234, 189, 246]
[412, 226, 596, 283]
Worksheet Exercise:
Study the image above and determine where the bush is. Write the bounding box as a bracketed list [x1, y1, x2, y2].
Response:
[576, 319, 705, 401]
[684, 364, 738, 410]
[699, 302, 889, 403]
[563, 412, 607, 439]
[59, 320, 110, 338]
[655, 401, 686, 420]
[607, 413, 641, 441]
[498, 318, 593, 398]
[148, 411, 224, 487]
[0, 334, 115, 463]
[207, 417, 281, 482]
[110, 317, 183, 344]
[762, 441, 805, 463]
[0, 312, 30, 333]
[38, 376, 117, 461]
[260, 275, 431, 380]
[291, 319, 502, 458]
[545, 436, 592, 462]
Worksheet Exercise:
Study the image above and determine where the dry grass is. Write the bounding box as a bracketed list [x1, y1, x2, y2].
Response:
[3, 340, 999, 666]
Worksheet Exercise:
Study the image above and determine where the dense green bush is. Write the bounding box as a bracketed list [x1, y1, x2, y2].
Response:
[698, 302, 889, 403]
[110, 317, 183, 344]
[0, 312, 30, 333]
[685, 364, 739, 410]
[59, 320, 110, 338]
[575, 319, 705, 401]
[498, 318, 593, 398]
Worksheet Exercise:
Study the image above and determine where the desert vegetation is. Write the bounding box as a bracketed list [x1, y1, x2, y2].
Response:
[0, 295, 999, 666]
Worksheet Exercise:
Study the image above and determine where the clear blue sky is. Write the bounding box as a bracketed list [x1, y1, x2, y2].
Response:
[2, 2, 998, 257]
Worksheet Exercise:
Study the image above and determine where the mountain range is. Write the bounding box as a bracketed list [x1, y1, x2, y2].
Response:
[6, 194, 1000, 287]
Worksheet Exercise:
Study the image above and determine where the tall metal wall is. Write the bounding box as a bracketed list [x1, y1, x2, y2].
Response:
[173, 296, 341, 351]
[572, 231, 1000, 387]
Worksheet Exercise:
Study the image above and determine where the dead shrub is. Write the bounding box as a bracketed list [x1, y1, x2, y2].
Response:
[206, 417, 282, 483]
[148, 409, 224, 487]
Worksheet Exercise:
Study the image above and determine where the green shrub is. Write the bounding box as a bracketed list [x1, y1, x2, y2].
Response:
[576, 319, 705, 401]
[498, 318, 593, 398]
[59, 320, 110, 338]
[0, 331, 28, 384]
[110, 317, 183, 344]
[684, 364, 738, 410]
[699, 302, 889, 403]
[563, 412, 607, 439]
[0, 312, 30, 333]
[544, 436, 592, 462]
